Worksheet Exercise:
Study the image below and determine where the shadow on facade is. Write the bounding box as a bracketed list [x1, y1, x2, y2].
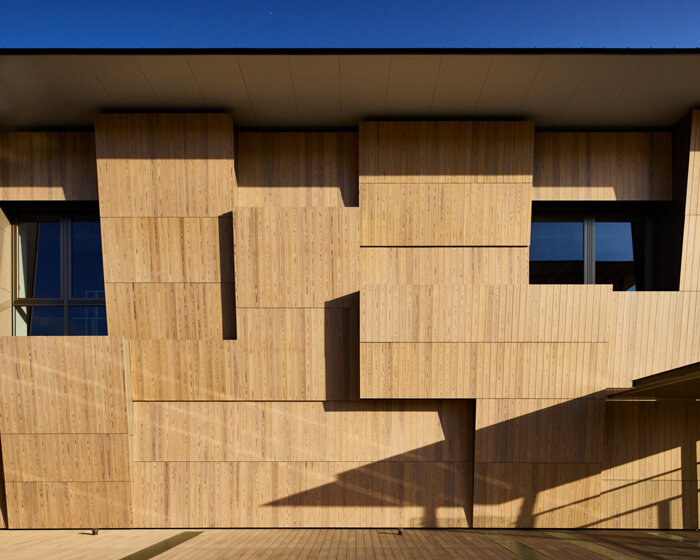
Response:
[264, 393, 700, 529]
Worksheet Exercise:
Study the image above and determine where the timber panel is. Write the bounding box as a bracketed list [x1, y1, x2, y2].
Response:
[360, 343, 606, 399]
[5, 482, 132, 529]
[360, 121, 534, 246]
[132, 461, 471, 528]
[360, 285, 612, 343]
[234, 208, 360, 308]
[132, 400, 473, 528]
[533, 132, 673, 200]
[237, 131, 358, 207]
[130, 308, 358, 401]
[0, 132, 98, 200]
[361, 247, 528, 285]
[105, 283, 235, 340]
[101, 217, 234, 283]
[94, 113, 235, 217]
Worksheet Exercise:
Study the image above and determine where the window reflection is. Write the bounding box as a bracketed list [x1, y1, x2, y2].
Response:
[530, 221, 584, 284]
[17, 221, 61, 298]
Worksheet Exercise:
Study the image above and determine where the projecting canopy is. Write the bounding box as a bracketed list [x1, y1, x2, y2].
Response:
[609, 362, 700, 399]
[1, 49, 700, 130]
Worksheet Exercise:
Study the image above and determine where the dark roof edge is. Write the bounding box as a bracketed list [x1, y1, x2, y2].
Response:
[1, 47, 700, 55]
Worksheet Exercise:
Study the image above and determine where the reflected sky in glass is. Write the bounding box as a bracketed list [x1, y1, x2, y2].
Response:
[530, 221, 584, 261]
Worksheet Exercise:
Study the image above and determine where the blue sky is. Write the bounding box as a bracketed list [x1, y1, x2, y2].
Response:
[1, 1, 699, 48]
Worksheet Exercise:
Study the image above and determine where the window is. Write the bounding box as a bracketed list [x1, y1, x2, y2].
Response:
[7, 204, 107, 335]
[530, 204, 654, 291]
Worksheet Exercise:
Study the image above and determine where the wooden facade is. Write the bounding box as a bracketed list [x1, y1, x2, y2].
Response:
[0, 76, 699, 529]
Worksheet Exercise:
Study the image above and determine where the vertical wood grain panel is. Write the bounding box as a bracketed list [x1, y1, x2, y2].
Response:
[0, 132, 98, 200]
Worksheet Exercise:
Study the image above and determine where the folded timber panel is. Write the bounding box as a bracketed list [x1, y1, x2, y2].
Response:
[131, 401, 473, 528]
[0, 338, 133, 528]
[360, 121, 534, 246]
[95, 113, 236, 342]
[533, 132, 673, 201]
[0, 132, 98, 200]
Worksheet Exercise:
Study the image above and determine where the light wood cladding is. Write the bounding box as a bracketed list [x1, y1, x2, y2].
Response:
[132, 461, 471, 528]
[360, 121, 534, 246]
[0, 337, 130, 434]
[234, 208, 359, 307]
[237, 132, 358, 207]
[130, 308, 358, 401]
[533, 132, 673, 200]
[101, 217, 233, 283]
[94, 113, 235, 217]
[5, 482, 132, 529]
[680, 111, 700, 290]
[361, 183, 531, 246]
[475, 399, 604, 463]
[361, 285, 612, 343]
[0, 132, 98, 200]
[2, 434, 131, 482]
[134, 401, 471, 462]
[105, 283, 234, 340]
[360, 121, 534, 183]
[361, 247, 528, 285]
[680, 215, 700, 290]
[608, 292, 700, 388]
[360, 343, 605, 399]
[473, 463, 600, 528]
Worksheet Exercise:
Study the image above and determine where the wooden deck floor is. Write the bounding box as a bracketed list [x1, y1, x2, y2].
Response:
[1, 528, 699, 560]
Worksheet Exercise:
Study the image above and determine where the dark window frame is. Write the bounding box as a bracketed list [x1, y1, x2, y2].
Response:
[5, 203, 106, 335]
[531, 203, 655, 290]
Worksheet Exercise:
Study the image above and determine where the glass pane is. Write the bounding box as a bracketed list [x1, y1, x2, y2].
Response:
[529, 221, 584, 284]
[14, 306, 64, 335]
[71, 220, 105, 299]
[17, 221, 61, 298]
[596, 221, 638, 291]
[68, 306, 107, 335]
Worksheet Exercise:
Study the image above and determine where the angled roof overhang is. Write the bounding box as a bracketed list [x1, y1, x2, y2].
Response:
[608, 362, 700, 400]
[1, 48, 700, 131]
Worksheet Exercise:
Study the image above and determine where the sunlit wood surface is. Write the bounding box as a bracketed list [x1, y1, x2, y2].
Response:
[1, 529, 700, 560]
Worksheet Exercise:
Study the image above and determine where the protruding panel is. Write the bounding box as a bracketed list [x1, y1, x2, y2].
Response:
[5, 482, 132, 528]
[130, 308, 358, 401]
[473, 463, 601, 528]
[360, 285, 612, 343]
[133, 401, 471, 462]
[608, 292, 700, 388]
[361, 247, 528, 285]
[234, 208, 359, 308]
[132, 461, 471, 528]
[2, 434, 131, 482]
[101, 217, 233, 283]
[0, 337, 130, 434]
[680, 215, 700, 290]
[475, 399, 605, 464]
[360, 343, 605, 399]
[360, 121, 534, 246]
[105, 283, 234, 340]
[237, 131, 358, 207]
[533, 132, 673, 200]
[94, 113, 235, 217]
[361, 183, 531, 246]
[0, 132, 98, 200]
